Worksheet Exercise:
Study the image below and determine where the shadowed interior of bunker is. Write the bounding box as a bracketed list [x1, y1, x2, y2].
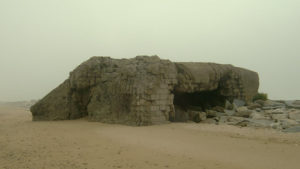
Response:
[171, 89, 226, 122]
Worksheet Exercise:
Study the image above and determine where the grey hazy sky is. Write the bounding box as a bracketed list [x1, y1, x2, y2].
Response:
[1, 0, 299, 101]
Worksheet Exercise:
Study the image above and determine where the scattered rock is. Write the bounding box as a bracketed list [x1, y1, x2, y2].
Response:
[199, 112, 207, 121]
[193, 112, 207, 123]
[216, 112, 226, 117]
[270, 122, 282, 130]
[264, 100, 285, 107]
[262, 100, 286, 110]
[254, 100, 265, 106]
[212, 106, 224, 113]
[250, 112, 267, 120]
[285, 100, 300, 109]
[235, 106, 248, 112]
[224, 109, 235, 116]
[234, 106, 252, 117]
[280, 119, 299, 129]
[247, 102, 262, 110]
[271, 113, 288, 121]
[218, 116, 229, 124]
[225, 100, 233, 110]
[201, 118, 217, 124]
[283, 126, 300, 133]
[247, 119, 273, 128]
[288, 110, 300, 122]
[270, 108, 287, 114]
[233, 99, 245, 107]
[206, 110, 218, 118]
[235, 120, 250, 127]
[293, 100, 300, 105]
[224, 116, 247, 125]
[204, 100, 300, 132]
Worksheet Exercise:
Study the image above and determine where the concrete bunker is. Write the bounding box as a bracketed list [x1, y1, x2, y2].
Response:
[30, 56, 259, 126]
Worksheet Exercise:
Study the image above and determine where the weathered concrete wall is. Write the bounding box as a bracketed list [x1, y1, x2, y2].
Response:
[31, 56, 259, 125]
[174, 62, 259, 101]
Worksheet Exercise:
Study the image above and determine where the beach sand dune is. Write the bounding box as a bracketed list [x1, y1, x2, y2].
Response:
[1, 105, 300, 169]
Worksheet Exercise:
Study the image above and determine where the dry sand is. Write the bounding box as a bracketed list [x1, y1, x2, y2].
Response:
[1, 105, 300, 169]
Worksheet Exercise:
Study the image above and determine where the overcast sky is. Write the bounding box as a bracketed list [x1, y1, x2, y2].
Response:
[0, 0, 299, 101]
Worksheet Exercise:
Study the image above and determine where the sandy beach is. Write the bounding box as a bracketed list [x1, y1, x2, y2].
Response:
[1, 105, 300, 169]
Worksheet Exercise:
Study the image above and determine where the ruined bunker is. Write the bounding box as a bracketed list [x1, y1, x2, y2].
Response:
[31, 56, 259, 125]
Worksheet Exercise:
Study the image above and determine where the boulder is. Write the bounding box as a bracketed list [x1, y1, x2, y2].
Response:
[246, 119, 273, 128]
[280, 119, 299, 129]
[271, 113, 288, 121]
[288, 110, 300, 122]
[218, 116, 273, 128]
[254, 100, 265, 106]
[283, 126, 300, 133]
[212, 106, 224, 113]
[224, 109, 235, 116]
[262, 100, 286, 110]
[31, 56, 259, 125]
[285, 100, 300, 109]
[264, 100, 285, 107]
[221, 116, 247, 125]
[206, 110, 218, 118]
[225, 100, 233, 110]
[270, 108, 287, 114]
[250, 112, 268, 120]
[198, 112, 207, 121]
[192, 111, 207, 123]
[270, 122, 282, 130]
[233, 99, 245, 107]
[247, 102, 262, 110]
[234, 106, 253, 117]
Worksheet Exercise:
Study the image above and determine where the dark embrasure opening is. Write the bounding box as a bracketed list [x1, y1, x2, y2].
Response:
[170, 89, 226, 122]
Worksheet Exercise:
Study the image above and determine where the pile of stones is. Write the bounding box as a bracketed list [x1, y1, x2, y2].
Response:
[192, 99, 300, 133]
